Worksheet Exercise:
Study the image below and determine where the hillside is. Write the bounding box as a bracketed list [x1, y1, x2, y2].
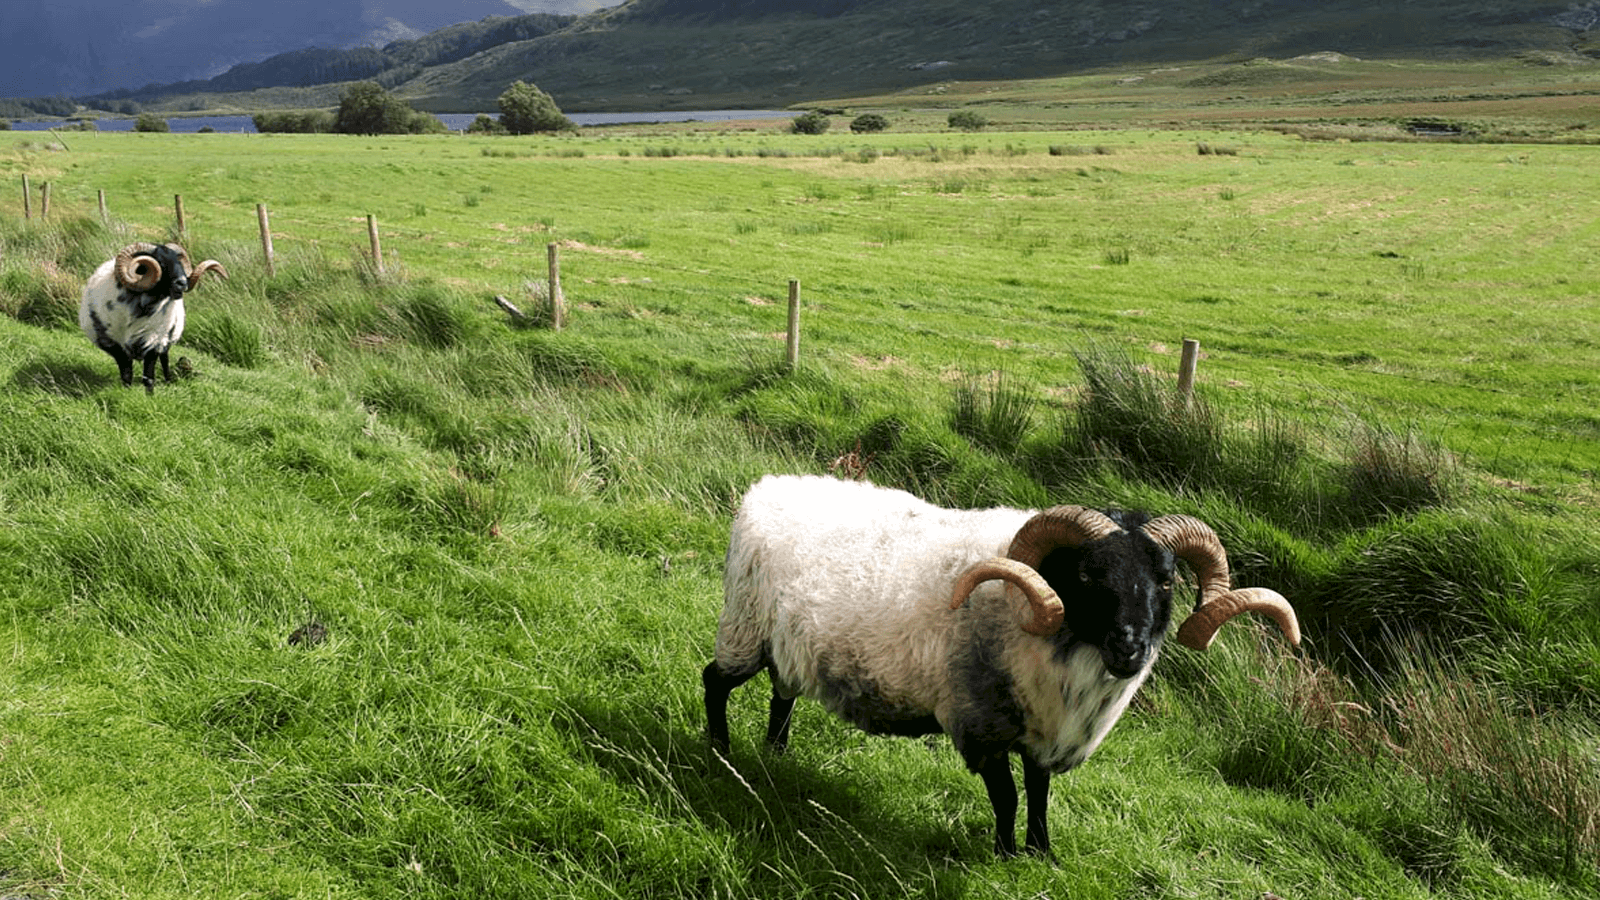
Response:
[68, 0, 1600, 113]
[0, 1, 610, 99]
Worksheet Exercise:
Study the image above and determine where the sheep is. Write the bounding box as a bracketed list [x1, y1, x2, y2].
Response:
[702, 474, 1299, 857]
[79, 242, 227, 393]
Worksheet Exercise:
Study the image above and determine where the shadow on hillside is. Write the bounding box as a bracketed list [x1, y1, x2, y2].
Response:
[557, 694, 981, 892]
[12, 357, 114, 397]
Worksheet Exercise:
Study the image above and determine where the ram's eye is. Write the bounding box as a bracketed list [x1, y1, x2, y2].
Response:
[1079, 569, 1092, 584]
[1160, 580, 1174, 592]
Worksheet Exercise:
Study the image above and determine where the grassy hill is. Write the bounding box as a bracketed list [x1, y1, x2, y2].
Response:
[66, 0, 1600, 113]
[1, 122, 1598, 897]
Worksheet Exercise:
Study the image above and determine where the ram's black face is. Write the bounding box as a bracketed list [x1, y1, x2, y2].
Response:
[1035, 517, 1176, 679]
[133, 244, 191, 300]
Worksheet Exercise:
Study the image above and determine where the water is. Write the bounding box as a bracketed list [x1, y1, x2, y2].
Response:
[7, 110, 793, 134]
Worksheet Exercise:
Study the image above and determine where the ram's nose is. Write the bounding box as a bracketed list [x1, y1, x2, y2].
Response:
[1102, 629, 1152, 678]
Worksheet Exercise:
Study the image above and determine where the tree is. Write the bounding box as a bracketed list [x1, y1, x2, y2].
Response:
[497, 80, 572, 134]
[133, 112, 169, 133]
[948, 110, 988, 132]
[467, 113, 507, 135]
[849, 113, 888, 133]
[790, 110, 830, 135]
[335, 81, 443, 135]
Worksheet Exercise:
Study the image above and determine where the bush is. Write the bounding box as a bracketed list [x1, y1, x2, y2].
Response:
[133, 113, 169, 133]
[466, 114, 507, 135]
[790, 110, 831, 135]
[947, 110, 988, 132]
[252, 110, 335, 134]
[334, 82, 445, 135]
[497, 80, 573, 134]
[849, 113, 889, 134]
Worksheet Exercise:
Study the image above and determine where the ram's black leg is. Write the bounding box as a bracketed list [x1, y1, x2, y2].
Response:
[702, 661, 758, 756]
[1021, 754, 1053, 858]
[159, 349, 174, 384]
[976, 753, 1020, 857]
[102, 343, 135, 387]
[140, 353, 158, 394]
[765, 685, 796, 752]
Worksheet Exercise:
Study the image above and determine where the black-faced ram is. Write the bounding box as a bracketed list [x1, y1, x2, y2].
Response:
[702, 474, 1299, 857]
[79, 242, 227, 393]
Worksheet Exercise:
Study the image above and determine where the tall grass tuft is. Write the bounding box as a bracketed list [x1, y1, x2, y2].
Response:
[185, 312, 266, 369]
[1059, 344, 1226, 488]
[1340, 418, 1460, 522]
[1386, 655, 1600, 885]
[1304, 510, 1545, 664]
[949, 369, 1036, 454]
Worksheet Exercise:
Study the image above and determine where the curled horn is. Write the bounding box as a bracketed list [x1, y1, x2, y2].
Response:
[114, 243, 162, 292]
[1140, 515, 1301, 650]
[187, 259, 228, 290]
[950, 506, 1123, 636]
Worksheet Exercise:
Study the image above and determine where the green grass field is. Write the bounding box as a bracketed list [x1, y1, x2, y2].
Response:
[1, 111, 1597, 899]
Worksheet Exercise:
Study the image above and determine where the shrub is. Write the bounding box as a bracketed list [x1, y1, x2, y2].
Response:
[133, 113, 169, 133]
[252, 110, 335, 134]
[849, 113, 889, 133]
[497, 80, 573, 134]
[466, 114, 507, 135]
[947, 110, 988, 132]
[334, 82, 444, 135]
[790, 111, 831, 135]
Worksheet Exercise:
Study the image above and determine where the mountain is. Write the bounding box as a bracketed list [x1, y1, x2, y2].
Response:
[12, 1, 1595, 112]
[0, 0, 609, 98]
[398, 0, 1594, 111]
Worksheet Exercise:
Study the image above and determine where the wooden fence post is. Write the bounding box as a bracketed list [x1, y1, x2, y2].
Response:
[174, 194, 186, 236]
[367, 214, 383, 274]
[21, 175, 30, 220]
[547, 242, 565, 331]
[1178, 338, 1200, 404]
[98, 189, 108, 223]
[39, 183, 50, 220]
[257, 204, 275, 278]
[786, 279, 802, 372]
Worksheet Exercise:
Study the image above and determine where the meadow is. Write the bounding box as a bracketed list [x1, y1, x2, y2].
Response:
[0, 114, 1597, 899]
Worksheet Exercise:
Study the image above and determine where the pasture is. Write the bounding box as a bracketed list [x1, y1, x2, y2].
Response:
[0, 122, 1597, 898]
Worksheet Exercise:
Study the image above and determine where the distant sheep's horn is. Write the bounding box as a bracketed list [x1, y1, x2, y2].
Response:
[1140, 515, 1300, 650]
[114, 242, 162, 292]
[187, 259, 228, 290]
[950, 506, 1123, 636]
[1175, 587, 1301, 650]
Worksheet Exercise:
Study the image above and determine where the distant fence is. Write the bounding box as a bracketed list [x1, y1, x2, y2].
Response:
[10, 175, 1212, 383]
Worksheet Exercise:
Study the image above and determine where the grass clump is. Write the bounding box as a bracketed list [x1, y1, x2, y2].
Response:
[1058, 343, 1226, 489]
[949, 369, 1036, 454]
[185, 311, 266, 369]
[1340, 418, 1461, 522]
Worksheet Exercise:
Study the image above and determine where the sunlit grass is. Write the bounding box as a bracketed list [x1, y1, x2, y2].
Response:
[1, 122, 1597, 898]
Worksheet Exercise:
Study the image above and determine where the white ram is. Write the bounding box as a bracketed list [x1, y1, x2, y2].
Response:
[703, 474, 1299, 857]
[79, 242, 226, 393]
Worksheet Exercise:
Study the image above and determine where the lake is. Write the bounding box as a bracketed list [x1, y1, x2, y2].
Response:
[7, 110, 794, 133]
